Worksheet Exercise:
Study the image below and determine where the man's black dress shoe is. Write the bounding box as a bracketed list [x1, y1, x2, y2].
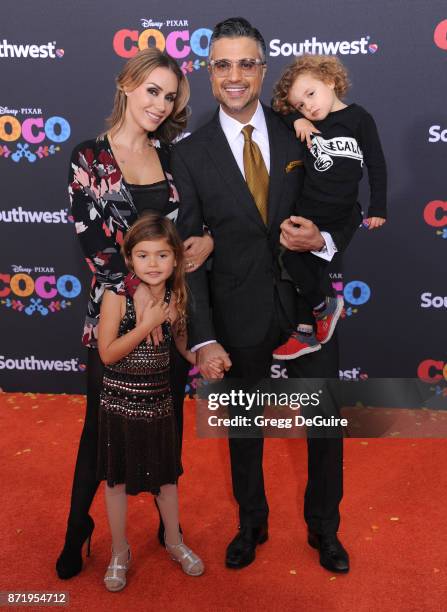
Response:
[308, 531, 349, 573]
[225, 524, 268, 569]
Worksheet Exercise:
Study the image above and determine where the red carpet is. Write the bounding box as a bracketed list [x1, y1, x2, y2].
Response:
[1, 392, 446, 611]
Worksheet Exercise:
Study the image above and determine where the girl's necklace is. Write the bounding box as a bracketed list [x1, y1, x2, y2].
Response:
[146, 285, 165, 302]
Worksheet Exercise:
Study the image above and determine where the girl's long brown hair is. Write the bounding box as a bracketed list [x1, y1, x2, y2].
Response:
[122, 213, 188, 333]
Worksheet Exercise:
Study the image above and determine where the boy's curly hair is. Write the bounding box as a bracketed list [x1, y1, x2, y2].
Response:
[272, 54, 350, 115]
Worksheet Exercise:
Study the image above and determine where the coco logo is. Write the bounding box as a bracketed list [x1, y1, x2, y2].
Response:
[434, 19, 447, 50]
[330, 274, 371, 317]
[0, 265, 81, 316]
[417, 359, 447, 397]
[113, 18, 212, 74]
[418, 359, 447, 382]
[423, 199, 447, 239]
[0, 107, 71, 163]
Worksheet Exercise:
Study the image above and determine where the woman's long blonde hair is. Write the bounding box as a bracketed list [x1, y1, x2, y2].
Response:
[107, 48, 190, 143]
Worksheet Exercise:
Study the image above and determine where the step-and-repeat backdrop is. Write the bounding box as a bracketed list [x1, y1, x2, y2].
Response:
[1, 1, 446, 396]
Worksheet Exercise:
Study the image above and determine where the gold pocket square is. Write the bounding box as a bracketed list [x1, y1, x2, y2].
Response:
[285, 160, 304, 173]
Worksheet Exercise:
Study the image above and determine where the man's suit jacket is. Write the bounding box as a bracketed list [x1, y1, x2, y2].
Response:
[173, 104, 357, 349]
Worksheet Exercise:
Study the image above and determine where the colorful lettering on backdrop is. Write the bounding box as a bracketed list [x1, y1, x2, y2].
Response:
[0, 267, 81, 316]
[0, 108, 71, 163]
[423, 200, 447, 239]
[329, 273, 371, 318]
[113, 19, 212, 74]
[417, 360, 447, 400]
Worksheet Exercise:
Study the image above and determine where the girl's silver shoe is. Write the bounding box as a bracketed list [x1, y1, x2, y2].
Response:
[104, 546, 131, 592]
[165, 536, 204, 576]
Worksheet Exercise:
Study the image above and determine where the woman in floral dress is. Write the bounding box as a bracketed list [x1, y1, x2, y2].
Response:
[56, 48, 213, 580]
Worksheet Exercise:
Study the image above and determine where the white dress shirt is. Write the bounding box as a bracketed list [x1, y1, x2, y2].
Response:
[219, 101, 270, 176]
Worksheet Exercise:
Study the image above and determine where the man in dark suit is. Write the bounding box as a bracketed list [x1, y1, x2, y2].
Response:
[173, 17, 357, 573]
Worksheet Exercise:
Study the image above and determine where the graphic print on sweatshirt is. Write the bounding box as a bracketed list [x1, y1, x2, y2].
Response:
[310, 134, 364, 172]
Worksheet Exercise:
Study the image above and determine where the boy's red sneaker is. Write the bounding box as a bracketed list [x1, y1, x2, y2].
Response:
[314, 297, 344, 344]
[273, 332, 321, 361]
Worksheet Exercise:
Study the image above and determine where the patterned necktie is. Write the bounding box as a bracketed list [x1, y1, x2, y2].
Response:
[242, 125, 269, 225]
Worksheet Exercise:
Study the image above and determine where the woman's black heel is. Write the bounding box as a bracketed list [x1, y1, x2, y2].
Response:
[56, 515, 95, 579]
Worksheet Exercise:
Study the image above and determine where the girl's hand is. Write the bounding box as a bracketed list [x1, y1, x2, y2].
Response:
[184, 233, 214, 272]
[133, 283, 164, 346]
[148, 325, 164, 346]
[141, 299, 170, 332]
[293, 118, 320, 149]
[133, 282, 151, 324]
[207, 357, 225, 379]
[365, 217, 386, 230]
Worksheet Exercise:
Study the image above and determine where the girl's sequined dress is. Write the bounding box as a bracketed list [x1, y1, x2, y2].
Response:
[97, 288, 182, 495]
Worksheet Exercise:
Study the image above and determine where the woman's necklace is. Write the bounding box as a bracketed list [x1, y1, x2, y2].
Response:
[109, 133, 152, 165]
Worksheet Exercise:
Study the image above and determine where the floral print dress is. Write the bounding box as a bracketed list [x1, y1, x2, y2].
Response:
[68, 134, 180, 347]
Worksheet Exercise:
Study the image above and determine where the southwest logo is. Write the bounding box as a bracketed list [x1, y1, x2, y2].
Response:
[0, 355, 86, 372]
[0, 40, 64, 59]
[339, 367, 369, 381]
[269, 35, 378, 57]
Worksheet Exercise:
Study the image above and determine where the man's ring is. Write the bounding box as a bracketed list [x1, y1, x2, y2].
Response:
[187, 261, 194, 268]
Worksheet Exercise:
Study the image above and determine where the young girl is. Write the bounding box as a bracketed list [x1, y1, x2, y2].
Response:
[271, 55, 387, 360]
[97, 213, 216, 591]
